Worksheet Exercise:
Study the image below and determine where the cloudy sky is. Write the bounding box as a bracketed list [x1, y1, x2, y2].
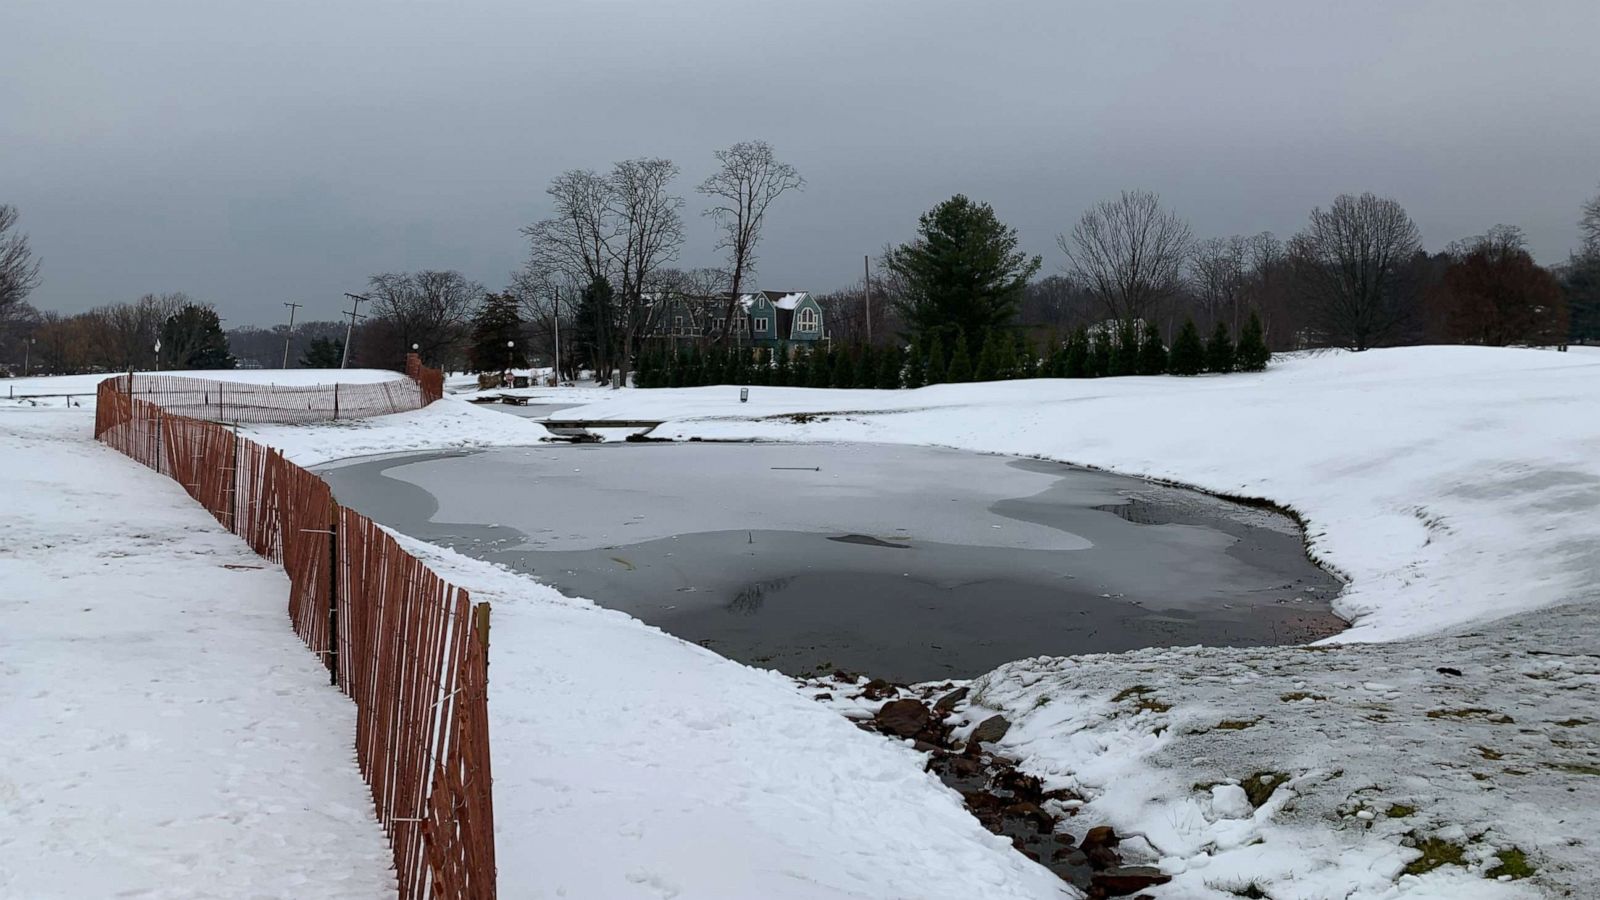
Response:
[5, 0, 1597, 326]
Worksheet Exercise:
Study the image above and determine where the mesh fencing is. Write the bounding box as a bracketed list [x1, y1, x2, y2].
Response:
[94, 374, 496, 899]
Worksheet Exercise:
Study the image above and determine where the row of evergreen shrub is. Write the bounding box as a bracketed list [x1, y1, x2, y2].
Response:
[635, 313, 1269, 389]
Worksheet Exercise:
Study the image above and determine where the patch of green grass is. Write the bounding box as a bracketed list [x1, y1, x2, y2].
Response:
[1240, 771, 1289, 808]
[1426, 708, 1515, 724]
[1112, 684, 1171, 714]
[1487, 848, 1536, 880]
[1223, 883, 1268, 898]
[1386, 804, 1416, 818]
[1402, 834, 1467, 876]
[1216, 718, 1261, 730]
[1549, 763, 1600, 776]
[1279, 691, 1326, 702]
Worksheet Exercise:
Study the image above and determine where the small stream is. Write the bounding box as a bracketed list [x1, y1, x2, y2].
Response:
[319, 442, 1342, 681]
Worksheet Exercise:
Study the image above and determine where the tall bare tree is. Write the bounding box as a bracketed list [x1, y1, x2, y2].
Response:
[0, 204, 42, 320]
[697, 141, 804, 342]
[365, 270, 483, 367]
[1289, 193, 1423, 350]
[1060, 190, 1192, 325]
[1582, 184, 1600, 255]
[1188, 235, 1250, 333]
[608, 158, 684, 382]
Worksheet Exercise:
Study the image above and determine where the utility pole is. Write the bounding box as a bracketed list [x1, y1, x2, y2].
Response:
[281, 301, 302, 368]
[339, 293, 370, 369]
[551, 286, 562, 387]
[863, 255, 872, 346]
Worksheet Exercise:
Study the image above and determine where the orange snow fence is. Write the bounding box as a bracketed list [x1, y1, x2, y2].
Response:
[94, 358, 495, 900]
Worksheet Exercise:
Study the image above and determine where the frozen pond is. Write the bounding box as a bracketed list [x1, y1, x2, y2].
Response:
[319, 442, 1343, 681]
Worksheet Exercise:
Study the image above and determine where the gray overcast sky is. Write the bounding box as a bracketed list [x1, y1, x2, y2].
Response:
[5, 0, 1598, 326]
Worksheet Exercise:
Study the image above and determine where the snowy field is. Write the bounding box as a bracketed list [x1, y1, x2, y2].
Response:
[0, 406, 395, 898]
[6, 348, 1597, 898]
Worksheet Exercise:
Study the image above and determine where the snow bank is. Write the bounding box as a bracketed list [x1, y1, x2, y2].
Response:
[4, 367, 405, 400]
[546, 346, 1600, 643]
[0, 407, 394, 898]
[395, 536, 1072, 899]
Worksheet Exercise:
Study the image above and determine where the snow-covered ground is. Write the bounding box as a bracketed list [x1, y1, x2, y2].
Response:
[9, 347, 1597, 898]
[4, 367, 405, 401]
[0, 406, 395, 898]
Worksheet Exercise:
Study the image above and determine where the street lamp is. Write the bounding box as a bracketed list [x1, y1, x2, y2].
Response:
[506, 340, 515, 386]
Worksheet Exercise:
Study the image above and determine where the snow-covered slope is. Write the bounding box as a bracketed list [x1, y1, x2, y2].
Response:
[4, 367, 405, 400]
[0, 408, 395, 898]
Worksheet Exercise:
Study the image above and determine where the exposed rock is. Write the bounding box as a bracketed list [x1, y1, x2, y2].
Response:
[1437, 666, 1464, 676]
[970, 714, 1011, 745]
[1080, 825, 1123, 870]
[812, 692, 832, 702]
[934, 686, 969, 712]
[1089, 866, 1171, 896]
[860, 678, 898, 700]
[874, 699, 932, 738]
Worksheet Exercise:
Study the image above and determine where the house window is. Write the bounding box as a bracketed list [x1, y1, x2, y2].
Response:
[796, 307, 819, 333]
[755, 316, 769, 332]
[673, 315, 684, 335]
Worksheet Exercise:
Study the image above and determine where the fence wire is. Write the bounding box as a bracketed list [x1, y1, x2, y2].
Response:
[94, 365, 495, 900]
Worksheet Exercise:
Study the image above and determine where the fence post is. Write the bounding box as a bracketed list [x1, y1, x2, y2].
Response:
[327, 498, 340, 687]
[229, 424, 240, 535]
[333, 382, 339, 420]
[474, 601, 491, 668]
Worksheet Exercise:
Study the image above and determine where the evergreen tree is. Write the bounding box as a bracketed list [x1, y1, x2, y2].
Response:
[771, 348, 789, 386]
[876, 345, 903, 389]
[923, 331, 947, 384]
[1168, 319, 1206, 375]
[886, 195, 1042, 354]
[974, 329, 1002, 381]
[1112, 321, 1140, 376]
[667, 348, 685, 387]
[1206, 321, 1235, 373]
[995, 330, 1018, 379]
[1234, 311, 1270, 372]
[807, 346, 831, 388]
[904, 341, 927, 389]
[832, 346, 857, 388]
[570, 276, 615, 377]
[1137, 322, 1167, 375]
[1043, 332, 1064, 378]
[1015, 335, 1038, 378]
[1088, 327, 1113, 377]
[299, 336, 344, 368]
[468, 292, 526, 373]
[160, 303, 235, 370]
[854, 344, 877, 388]
[945, 330, 974, 382]
[1064, 327, 1089, 377]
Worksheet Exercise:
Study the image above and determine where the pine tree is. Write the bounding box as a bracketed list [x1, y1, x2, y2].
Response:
[1043, 331, 1064, 378]
[904, 341, 927, 388]
[1138, 322, 1167, 375]
[1088, 328, 1113, 377]
[1016, 335, 1038, 378]
[808, 346, 831, 388]
[923, 331, 947, 384]
[1112, 321, 1139, 376]
[854, 344, 876, 389]
[299, 336, 344, 368]
[667, 348, 685, 387]
[974, 329, 1002, 381]
[160, 303, 235, 370]
[1235, 311, 1270, 372]
[1169, 319, 1206, 375]
[1064, 327, 1089, 378]
[946, 330, 973, 382]
[1206, 321, 1235, 373]
[995, 331, 1018, 379]
[876, 346, 903, 389]
[771, 348, 789, 386]
[827, 346, 850, 388]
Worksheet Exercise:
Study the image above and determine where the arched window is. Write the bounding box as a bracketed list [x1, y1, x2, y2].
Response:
[797, 307, 819, 333]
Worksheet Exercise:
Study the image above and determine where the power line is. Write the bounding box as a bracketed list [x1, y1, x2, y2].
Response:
[281, 301, 302, 368]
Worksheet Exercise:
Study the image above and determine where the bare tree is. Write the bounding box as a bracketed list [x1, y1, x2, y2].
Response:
[1581, 185, 1600, 255]
[608, 158, 684, 382]
[365, 270, 483, 367]
[523, 169, 615, 286]
[1060, 190, 1192, 325]
[1188, 235, 1250, 333]
[697, 141, 804, 342]
[0, 204, 42, 320]
[1289, 193, 1423, 350]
